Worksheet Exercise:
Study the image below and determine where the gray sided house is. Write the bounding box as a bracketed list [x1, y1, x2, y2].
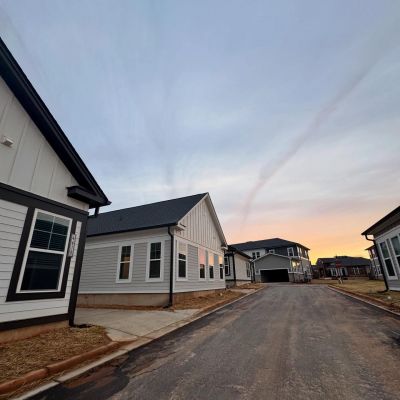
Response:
[231, 238, 312, 282]
[316, 256, 371, 278]
[224, 245, 252, 287]
[78, 193, 228, 307]
[0, 38, 109, 341]
[362, 205, 400, 291]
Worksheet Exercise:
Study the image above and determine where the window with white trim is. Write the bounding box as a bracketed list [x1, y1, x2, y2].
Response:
[224, 256, 230, 276]
[269, 249, 275, 254]
[178, 242, 187, 279]
[149, 242, 162, 279]
[199, 248, 206, 279]
[18, 210, 71, 292]
[252, 251, 260, 259]
[246, 262, 251, 277]
[390, 236, 400, 268]
[380, 241, 396, 277]
[208, 252, 214, 279]
[219, 255, 224, 279]
[117, 245, 132, 281]
[287, 247, 294, 257]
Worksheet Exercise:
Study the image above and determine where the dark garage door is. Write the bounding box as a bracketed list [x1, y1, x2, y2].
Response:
[260, 269, 289, 283]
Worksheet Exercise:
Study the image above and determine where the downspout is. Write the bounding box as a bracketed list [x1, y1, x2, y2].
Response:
[167, 226, 174, 307]
[364, 234, 388, 291]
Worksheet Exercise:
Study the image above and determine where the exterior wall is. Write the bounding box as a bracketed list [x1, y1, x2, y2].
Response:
[175, 197, 223, 253]
[0, 77, 87, 211]
[225, 253, 251, 283]
[79, 229, 171, 294]
[375, 224, 400, 291]
[241, 248, 266, 259]
[0, 198, 83, 324]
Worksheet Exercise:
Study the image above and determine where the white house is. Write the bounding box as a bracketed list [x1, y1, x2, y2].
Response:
[0, 38, 109, 341]
[224, 245, 252, 287]
[78, 193, 228, 307]
[362, 205, 400, 291]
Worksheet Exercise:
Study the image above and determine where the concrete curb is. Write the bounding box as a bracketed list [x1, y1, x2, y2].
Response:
[12, 286, 264, 400]
[0, 342, 122, 396]
[328, 286, 400, 318]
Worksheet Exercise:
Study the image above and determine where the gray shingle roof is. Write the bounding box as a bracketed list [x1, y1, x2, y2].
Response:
[87, 193, 207, 237]
[231, 238, 310, 251]
[317, 256, 371, 267]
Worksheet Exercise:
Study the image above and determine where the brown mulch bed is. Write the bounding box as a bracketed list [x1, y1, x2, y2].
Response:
[0, 326, 110, 385]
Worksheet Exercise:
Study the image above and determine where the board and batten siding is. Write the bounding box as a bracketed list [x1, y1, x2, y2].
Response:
[0, 76, 87, 211]
[175, 198, 223, 253]
[79, 232, 171, 293]
[174, 243, 225, 292]
[0, 199, 82, 323]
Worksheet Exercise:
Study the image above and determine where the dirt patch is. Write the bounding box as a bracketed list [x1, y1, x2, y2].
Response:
[171, 289, 244, 310]
[236, 283, 265, 290]
[78, 304, 165, 311]
[0, 325, 110, 385]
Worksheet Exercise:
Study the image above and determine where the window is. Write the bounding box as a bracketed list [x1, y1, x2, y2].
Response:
[224, 256, 230, 275]
[380, 241, 396, 277]
[208, 253, 214, 279]
[390, 236, 400, 268]
[219, 255, 224, 279]
[269, 249, 275, 254]
[246, 262, 251, 278]
[148, 242, 162, 279]
[18, 210, 71, 292]
[178, 242, 187, 279]
[252, 251, 260, 259]
[287, 247, 294, 257]
[117, 245, 132, 281]
[199, 248, 206, 279]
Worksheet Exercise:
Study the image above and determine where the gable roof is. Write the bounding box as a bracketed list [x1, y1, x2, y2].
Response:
[362, 205, 400, 236]
[0, 37, 109, 208]
[231, 238, 310, 251]
[317, 256, 370, 267]
[87, 193, 208, 237]
[227, 245, 252, 259]
[253, 252, 291, 263]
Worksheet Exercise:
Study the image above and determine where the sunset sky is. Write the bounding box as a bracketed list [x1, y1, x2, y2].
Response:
[1, 0, 399, 263]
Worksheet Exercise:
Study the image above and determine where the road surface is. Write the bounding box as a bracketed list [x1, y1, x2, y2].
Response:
[33, 285, 400, 400]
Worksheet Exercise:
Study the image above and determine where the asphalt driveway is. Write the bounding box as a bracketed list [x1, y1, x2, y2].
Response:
[32, 285, 400, 400]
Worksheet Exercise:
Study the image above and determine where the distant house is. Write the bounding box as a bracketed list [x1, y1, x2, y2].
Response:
[316, 256, 371, 278]
[366, 245, 383, 280]
[224, 245, 252, 287]
[231, 238, 311, 282]
[362, 205, 400, 291]
[78, 193, 227, 307]
[0, 38, 109, 341]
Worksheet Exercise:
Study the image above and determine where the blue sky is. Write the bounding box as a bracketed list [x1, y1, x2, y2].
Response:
[1, 0, 399, 260]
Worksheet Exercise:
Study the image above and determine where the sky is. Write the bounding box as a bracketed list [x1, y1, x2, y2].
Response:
[0, 0, 399, 263]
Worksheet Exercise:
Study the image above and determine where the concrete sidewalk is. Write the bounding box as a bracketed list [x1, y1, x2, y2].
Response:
[75, 307, 199, 341]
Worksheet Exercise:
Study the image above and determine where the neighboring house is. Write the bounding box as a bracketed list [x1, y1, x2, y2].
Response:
[78, 193, 228, 307]
[231, 238, 312, 282]
[366, 245, 383, 280]
[224, 245, 253, 287]
[316, 256, 371, 278]
[252, 253, 309, 283]
[362, 205, 400, 291]
[0, 38, 109, 341]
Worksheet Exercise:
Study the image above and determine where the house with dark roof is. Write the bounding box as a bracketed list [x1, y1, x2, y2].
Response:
[231, 238, 311, 283]
[362, 205, 400, 291]
[224, 246, 253, 287]
[78, 193, 228, 307]
[315, 256, 371, 278]
[0, 38, 109, 342]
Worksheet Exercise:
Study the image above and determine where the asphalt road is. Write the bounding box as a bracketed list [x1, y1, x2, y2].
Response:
[33, 285, 400, 400]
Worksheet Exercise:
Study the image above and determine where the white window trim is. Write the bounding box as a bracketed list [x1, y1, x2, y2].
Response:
[146, 240, 164, 282]
[16, 208, 72, 293]
[176, 240, 188, 281]
[269, 249, 275, 254]
[198, 247, 206, 280]
[377, 238, 398, 280]
[219, 256, 225, 280]
[224, 256, 231, 276]
[287, 247, 294, 257]
[116, 243, 133, 283]
[208, 253, 215, 280]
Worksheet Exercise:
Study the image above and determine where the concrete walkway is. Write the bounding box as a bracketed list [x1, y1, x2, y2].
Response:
[75, 307, 199, 341]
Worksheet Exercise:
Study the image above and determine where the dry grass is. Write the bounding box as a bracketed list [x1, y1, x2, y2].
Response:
[0, 325, 110, 384]
[236, 283, 264, 290]
[172, 290, 244, 310]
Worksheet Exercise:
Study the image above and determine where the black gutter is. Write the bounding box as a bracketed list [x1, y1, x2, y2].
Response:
[364, 234, 389, 291]
[231, 253, 237, 284]
[167, 226, 174, 307]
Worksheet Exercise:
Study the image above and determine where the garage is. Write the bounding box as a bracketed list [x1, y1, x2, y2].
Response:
[260, 269, 289, 283]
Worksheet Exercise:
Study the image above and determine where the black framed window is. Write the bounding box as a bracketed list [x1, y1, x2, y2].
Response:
[208, 253, 214, 279]
[149, 242, 162, 279]
[199, 248, 206, 279]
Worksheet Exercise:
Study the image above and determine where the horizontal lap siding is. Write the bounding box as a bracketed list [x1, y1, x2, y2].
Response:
[174, 244, 225, 292]
[79, 239, 170, 293]
[0, 200, 81, 322]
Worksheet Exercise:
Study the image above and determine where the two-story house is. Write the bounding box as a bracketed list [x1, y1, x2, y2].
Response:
[316, 256, 371, 278]
[231, 238, 311, 283]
